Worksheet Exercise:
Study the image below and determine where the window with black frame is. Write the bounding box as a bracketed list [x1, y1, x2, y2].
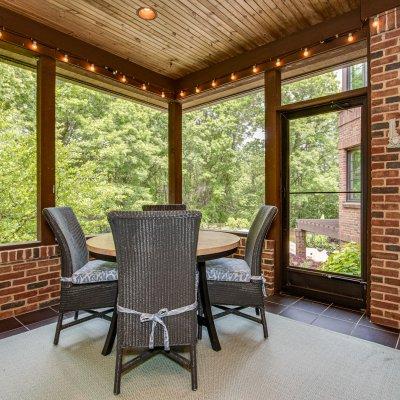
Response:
[346, 148, 361, 203]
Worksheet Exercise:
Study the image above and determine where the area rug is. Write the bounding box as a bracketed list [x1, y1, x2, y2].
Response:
[1, 312, 399, 400]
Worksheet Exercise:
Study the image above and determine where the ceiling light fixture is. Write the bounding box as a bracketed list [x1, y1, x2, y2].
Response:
[137, 6, 157, 21]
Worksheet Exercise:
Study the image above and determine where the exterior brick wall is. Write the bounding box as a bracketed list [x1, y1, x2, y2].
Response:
[233, 237, 275, 296]
[0, 245, 60, 319]
[369, 7, 400, 329]
[338, 108, 361, 243]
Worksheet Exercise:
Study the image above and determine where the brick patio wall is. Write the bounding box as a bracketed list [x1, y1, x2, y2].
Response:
[369, 7, 400, 329]
[0, 245, 60, 319]
[0, 237, 274, 319]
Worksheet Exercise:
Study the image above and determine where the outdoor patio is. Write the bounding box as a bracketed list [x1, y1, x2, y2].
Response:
[1, 1, 400, 399]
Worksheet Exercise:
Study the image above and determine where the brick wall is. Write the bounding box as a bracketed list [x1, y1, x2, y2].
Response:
[338, 107, 361, 243]
[0, 245, 60, 319]
[234, 237, 275, 296]
[370, 7, 400, 329]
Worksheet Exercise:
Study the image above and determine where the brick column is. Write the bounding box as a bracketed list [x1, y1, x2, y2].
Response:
[370, 7, 400, 329]
[295, 229, 307, 259]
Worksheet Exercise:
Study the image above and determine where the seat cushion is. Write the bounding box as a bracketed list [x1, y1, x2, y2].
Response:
[71, 260, 117, 284]
[206, 258, 251, 282]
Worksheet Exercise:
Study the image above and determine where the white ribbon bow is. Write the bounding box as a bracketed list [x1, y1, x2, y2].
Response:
[117, 302, 197, 351]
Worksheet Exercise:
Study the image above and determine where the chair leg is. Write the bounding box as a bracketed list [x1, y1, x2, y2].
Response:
[114, 346, 123, 395]
[260, 307, 268, 339]
[190, 344, 198, 391]
[255, 307, 260, 316]
[54, 312, 64, 345]
[74, 310, 79, 320]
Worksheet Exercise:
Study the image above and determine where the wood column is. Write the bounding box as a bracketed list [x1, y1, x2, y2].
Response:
[168, 101, 183, 204]
[37, 56, 56, 244]
[265, 69, 282, 293]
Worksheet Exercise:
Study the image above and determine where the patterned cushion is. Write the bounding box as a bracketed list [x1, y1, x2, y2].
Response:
[71, 260, 117, 284]
[206, 258, 251, 282]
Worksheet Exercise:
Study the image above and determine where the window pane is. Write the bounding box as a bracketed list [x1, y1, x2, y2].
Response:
[56, 79, 168, 235]
[289, 112, 339, 193]
[0, 59, 37, 244]
[183, 91, 264, 230]
[282, 62, 366, 105]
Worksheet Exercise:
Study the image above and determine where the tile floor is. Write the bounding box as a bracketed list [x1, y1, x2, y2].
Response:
[266, 293, 400, 349]
[0, 295, 399, 349]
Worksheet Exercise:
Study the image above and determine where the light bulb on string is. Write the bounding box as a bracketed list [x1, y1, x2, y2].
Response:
[347, 32, 354, 42]
[211, 79, 217, 88]
[161, 91, 165, 98]
[275, 58, 281, 67]
[372, 16, 379, 28]
[89, 63, 95, 72]
[63, 54, 69, 62]
[231, 72, 237, 80]
[252, 64, 258, 73]
[32, 40, 37, 50]
[195, 85, 200, 93]
[142, 83, 147, 90]
[121, 75, 127, 83]
[303, 48, 309, 57]
[180, 90, 185, 97]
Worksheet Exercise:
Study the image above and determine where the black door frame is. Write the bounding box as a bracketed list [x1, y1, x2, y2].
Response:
[280, 94, 368, 310]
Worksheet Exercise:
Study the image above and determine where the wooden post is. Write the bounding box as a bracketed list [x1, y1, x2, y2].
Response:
[168, 101, 183, 204]
[37, 56, 56, 244]
[265, 69, 282, 293]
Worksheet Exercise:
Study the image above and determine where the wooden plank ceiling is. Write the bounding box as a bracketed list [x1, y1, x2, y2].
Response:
[0, 0, 360, 79]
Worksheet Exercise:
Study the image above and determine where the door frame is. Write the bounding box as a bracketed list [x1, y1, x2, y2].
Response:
[279, 92, 369, 310]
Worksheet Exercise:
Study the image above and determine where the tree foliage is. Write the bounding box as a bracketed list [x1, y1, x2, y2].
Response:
[0, 57, 364, 245]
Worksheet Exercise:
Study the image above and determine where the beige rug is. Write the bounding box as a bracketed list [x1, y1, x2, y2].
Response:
[1, 312, 400, 400]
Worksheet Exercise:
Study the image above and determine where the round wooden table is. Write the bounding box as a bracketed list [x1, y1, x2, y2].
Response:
[87, 230, 240, 353]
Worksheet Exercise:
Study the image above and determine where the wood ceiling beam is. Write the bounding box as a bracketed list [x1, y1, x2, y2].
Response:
[175, 8, 363, 91]
[360, 0, 400, 19]
[0, 5, 175, 91]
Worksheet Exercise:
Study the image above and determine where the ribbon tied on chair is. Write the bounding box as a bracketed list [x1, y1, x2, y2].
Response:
[117, 302, 197, 351]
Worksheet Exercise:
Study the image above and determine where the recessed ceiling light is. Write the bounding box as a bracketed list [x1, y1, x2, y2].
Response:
[137, 6, 157, 21]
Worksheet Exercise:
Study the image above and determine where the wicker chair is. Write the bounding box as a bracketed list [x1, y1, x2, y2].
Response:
[204, 205, 278, 338]
[43, 207, 117, 345]
[108, 210, 201, 394]
[142, 204, 187, 211]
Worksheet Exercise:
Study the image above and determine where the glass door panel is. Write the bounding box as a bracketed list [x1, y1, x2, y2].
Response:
[288, 108, 362, 278]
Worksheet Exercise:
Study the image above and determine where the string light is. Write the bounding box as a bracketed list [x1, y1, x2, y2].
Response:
[142, 83, 147, 90]
[89, 63, 95, 72]
[31, 40, 37, 50]
[275, 58, 281, 67]
[211, 79, 217, 88]
[121, 75, 127, 83]
[161, 91, 165, 98]
[63, 54, 69, 62]
[180, 90, 185, 97]
[347, 32, 354, 42]
[195, 85, 200, 93]
[303, 48, 309, 57]
[252, 64, 258, 73]
[372, 16, 379, 28]
[231, 72, 237, 80]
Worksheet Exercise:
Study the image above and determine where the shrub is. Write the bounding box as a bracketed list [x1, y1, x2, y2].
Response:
[306, 234, 339, 253]
[320, 242, 361, 276]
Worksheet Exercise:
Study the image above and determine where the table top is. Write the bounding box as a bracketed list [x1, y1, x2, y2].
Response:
[86, 230, 240, 258]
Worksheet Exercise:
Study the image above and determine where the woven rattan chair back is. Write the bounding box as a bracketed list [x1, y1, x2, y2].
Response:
[108, 210, 201, 349]
[43, 207, 89, 278]
[142, 204, 187, 211]
[244, 205, 278, 276]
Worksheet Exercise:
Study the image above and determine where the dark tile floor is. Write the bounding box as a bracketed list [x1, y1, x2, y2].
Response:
[266, 293, 400, 349]
[0, 295, 399, 349]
